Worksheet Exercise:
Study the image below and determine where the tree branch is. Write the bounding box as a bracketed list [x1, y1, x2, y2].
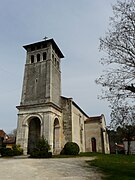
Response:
[125, 84, 135, 93]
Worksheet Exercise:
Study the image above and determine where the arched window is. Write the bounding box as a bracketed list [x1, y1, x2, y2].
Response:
[55, 58, 57, 66]
[37, 54, 40, 62]
[43, 52, 47, 60]
[52, 54, 54, 60]
[57, 61, 59, 69]
[53, 118, 60, 153]
[91, 137, 97, 152]
[31, 55, 34, 63]
[52, 54, 55, 64]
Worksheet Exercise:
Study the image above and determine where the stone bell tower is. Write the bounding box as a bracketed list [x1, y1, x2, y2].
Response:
[16, 39, 64, 154]
[21, 38, 64, 107]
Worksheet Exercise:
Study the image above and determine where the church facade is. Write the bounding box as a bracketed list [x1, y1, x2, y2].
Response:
[16, 39, 110, 155]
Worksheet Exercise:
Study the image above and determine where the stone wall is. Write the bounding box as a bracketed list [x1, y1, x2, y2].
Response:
[71, 103, 88, 152]
[21, 61, 48, 105]
[61, 97, 72, 144]
[16, 104, 62, 154]
[123, 141, 135, 154]
[100, 115, 110, 154]
[85, 120, 103, 152]
[51, 59, 61, 107]
[84, 115, 110, 154]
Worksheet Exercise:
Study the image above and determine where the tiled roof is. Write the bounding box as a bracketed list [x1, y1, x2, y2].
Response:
[0, 130, 6, 138]
[85, 116, 102, 124]
[116, 144, 124, 148]
[3, 136, 16, 144]
[23, 38, 64, 58]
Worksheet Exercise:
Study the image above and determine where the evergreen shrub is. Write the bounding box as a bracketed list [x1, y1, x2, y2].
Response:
[61, 142, 80, 155]
[29, 137, 52, 158]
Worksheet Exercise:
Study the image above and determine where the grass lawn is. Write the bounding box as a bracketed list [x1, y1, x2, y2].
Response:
[87, 153, 135, 180]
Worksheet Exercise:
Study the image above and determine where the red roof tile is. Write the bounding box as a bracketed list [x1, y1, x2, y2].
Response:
[0, 130, 6, 138]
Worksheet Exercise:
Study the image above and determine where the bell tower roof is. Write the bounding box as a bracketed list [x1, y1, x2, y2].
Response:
[23, 38, 64, 58]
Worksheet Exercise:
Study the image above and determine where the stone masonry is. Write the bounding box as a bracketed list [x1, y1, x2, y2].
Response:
[16, 38, 110, 155]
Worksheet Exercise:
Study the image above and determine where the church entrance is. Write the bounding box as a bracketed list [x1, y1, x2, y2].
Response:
[53, 118, 60, 154]
[27, 117, 41, 154]
[91, 137, 97, 152]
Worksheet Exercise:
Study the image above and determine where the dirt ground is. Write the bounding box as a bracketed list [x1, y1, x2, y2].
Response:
[0, 156, 102, 180]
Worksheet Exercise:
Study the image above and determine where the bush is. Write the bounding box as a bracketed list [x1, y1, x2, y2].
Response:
[30, 149, 52, 158]
[29, 137, 52, 158]
[0, 148, 13, 156]
[61, 142, 80, 155]
[12, 144, 23, 156]
[60, 148, 65, 155]
[0, 144, 23, 157]
[35, 138, 50, 152]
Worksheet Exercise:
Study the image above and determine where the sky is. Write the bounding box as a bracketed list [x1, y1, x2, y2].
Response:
[0, 0, 118, 133]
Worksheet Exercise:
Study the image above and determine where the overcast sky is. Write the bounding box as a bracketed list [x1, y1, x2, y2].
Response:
[0, 0, 118, 133]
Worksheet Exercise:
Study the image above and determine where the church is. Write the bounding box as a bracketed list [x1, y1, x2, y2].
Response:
[16, 39, 110, 155]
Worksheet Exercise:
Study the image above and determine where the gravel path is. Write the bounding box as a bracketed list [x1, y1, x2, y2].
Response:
[0, 157, 102, 180]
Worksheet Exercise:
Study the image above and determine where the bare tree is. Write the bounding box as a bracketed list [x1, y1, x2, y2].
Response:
[96, 0, 135, 104]
[8, 128, 17, 138]
[110, 102, 135, 127]
[109, 104, 135, 155]
[96, 0, 135, 127]
[117, 125, 135, 155]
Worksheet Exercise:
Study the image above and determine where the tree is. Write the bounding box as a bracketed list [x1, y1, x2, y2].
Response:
[117, 125, 135, 155]
[96, 0, 135, 126]
[109, 103, 135, 154]
[29, 137, 52, 158]
[107, 128, 123, 153]
[110, 102, 135, 128]
[110, 103, 135, 155]
[96, 0, 135, 100]
[8, 128, 17, 138]
[108, 124, 135, 155]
